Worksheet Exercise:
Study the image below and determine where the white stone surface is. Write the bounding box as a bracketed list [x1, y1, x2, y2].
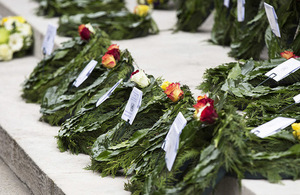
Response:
[242, 179, 300, 195]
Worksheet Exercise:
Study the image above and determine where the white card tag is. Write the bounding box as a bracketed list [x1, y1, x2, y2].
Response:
[251, 117, 296, 138]
[265, 58, 300, 82]
[224, 0, 230, 7]
[121, 87, 143, 125]
[264, 2, 281, 37]
[237, 0, 245, 22]
[42, 24, 57, 55]
[162, 112, 187, 171]
[73, 60, 98, 88]
[96, 79, 123, 107]
[293, 94, 300, 104]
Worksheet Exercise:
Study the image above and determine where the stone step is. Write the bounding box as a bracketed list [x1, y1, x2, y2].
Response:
[0, 157, 31, 194]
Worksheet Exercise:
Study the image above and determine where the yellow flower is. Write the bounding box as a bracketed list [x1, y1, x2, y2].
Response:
[161, 81, 171, 91]
[2, 16, 25, 25]
[292, 123, 300, 131]
[134, 5, 150, 17]
[292, 123, 300, 140]
[12, 16, 26, 23]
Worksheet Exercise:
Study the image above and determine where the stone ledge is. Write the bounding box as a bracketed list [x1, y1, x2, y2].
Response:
[0, 126, 64, 195]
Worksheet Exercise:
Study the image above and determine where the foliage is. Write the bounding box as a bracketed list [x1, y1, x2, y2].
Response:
[176, 0, 300, 59]
[57, 11, 159, 40]
[57, 81, 134, 154]
[22, 30, 111, 103]
[229, 2, 267, 60]
[89, 85, 195, 177]
[126, 55, 300, 193]
[22, 37, 90, 102]
[126, 100, 248, 194]
[210, 0, 237, 46]
[265, 0, 300, 59]
[35, 0, 126, 17]
[175, 0, 214, 32]
[40, 49, 134, 125]
[138, 0, 173, 10]
[199, 57, 300, 125]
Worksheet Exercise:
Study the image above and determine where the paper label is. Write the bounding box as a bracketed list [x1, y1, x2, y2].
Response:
[264, 2, 281, 37]
[162, 112, 187, 171]
[293, 94, 300, 104]
[96, 79, 123, 107]
[121, 87, 143, 125]
[251, 117, 296, 138]
[224, 0, 230, 7]
[73, 60, 98, 88]
[42, 24, 57, 55]
[237, 0, 245, 22]
[265, 58, 300, 82]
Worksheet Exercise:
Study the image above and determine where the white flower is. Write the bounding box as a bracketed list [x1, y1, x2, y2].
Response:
[85, 23, 95, 34]
[18, 23, 32, 37]
[9, 33, 24, 52]
[3, 18, 22, 31]
[130, 70, 150, 88]
[0, 44, 13, 61]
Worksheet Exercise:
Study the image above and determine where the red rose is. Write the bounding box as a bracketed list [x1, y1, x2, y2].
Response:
[193, 95, 218, 124]
[79, 27, 91, 40]
[193, 97, 214, 110]
[200, 105, 218, 124]
[106, 48, 120, 61]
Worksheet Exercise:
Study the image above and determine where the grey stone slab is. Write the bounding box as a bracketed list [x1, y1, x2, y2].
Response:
[0, 156, 32, 195]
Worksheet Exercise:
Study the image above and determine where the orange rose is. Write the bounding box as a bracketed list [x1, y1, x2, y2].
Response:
[197, 94, 207, 102]
[164, 83, 184, 102]
[280, 50, 296, 59]
[107, 44, 119, 51]
[102, 54, 116, 68]
[78, 24, 85, 33]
